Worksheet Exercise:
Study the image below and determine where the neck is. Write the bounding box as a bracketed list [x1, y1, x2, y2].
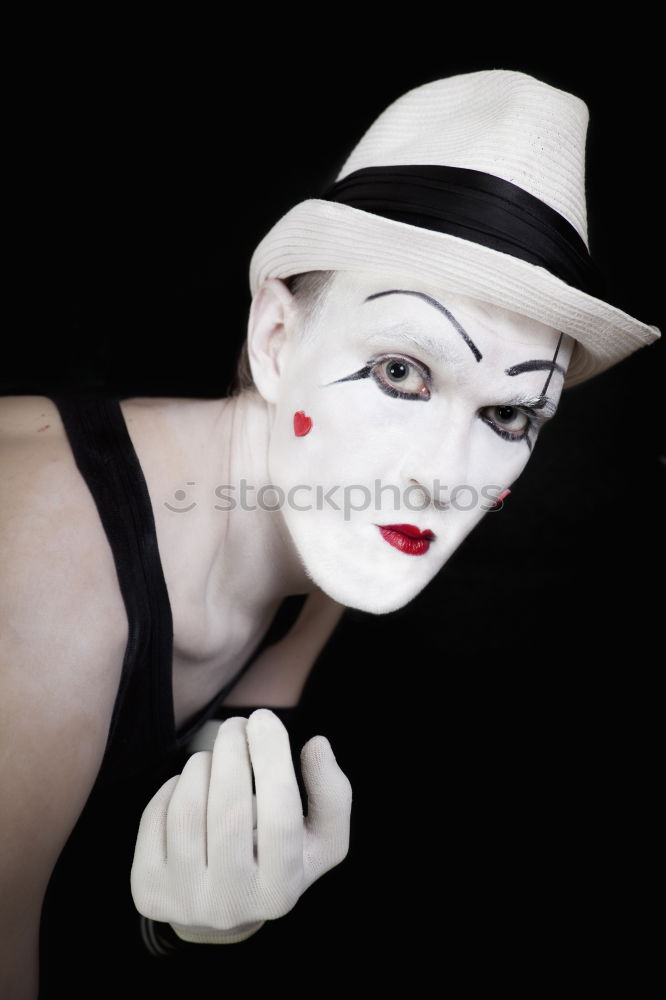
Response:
[121, 388, 317, 669]
[202, 388, 315, 617]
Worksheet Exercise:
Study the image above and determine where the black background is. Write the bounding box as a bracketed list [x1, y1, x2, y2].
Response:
[7, 25, 664, 994]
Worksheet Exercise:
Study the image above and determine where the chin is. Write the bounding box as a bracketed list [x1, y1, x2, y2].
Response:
[287, 519, 453, 615]
[353, 589, 423, 616]
[304, 562, 430, 615]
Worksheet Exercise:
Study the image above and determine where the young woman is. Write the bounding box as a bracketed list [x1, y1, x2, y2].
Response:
[1, 69, 660, 997]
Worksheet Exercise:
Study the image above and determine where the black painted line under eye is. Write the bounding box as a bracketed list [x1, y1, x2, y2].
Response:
[379, 383, 430, 401]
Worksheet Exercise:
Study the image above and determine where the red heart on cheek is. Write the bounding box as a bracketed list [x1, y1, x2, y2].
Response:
[293, 411, 313, 436]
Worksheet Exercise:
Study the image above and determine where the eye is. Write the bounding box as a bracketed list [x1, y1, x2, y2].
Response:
[480, 404, 533, 441]
[371, 354, 431, 401]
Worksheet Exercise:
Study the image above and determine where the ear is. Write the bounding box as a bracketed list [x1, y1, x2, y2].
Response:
[247, 278, 298, 404]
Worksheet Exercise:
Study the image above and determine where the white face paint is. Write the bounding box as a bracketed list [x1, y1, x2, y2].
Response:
[266, 270, 574, 614]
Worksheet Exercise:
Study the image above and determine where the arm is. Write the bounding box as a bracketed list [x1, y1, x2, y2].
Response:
[221, 588, 345, 708]
[1, 427, 129, 999]
[0, 587, 126, 999]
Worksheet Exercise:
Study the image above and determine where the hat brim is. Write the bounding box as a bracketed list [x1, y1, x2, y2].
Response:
[249, 200, 660, 389]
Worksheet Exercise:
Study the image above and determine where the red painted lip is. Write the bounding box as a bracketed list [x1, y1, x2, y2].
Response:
[376, 523, 436, 556]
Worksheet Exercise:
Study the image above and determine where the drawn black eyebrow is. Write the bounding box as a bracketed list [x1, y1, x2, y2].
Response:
[505, 359, 566, 378]
[364, 290, 482, 362]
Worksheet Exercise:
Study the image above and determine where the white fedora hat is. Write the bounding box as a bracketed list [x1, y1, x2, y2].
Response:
[249, 70, 660, 388]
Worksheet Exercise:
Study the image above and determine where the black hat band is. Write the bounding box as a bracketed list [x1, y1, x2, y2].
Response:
[320, 164, 607, 300]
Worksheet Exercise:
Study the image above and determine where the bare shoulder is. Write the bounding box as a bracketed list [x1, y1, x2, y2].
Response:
[0, 393, 64, 434]
[0, 394, 129, 762]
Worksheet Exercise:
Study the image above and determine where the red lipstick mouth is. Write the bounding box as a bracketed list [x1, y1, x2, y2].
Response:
[376, 523, 436, 556]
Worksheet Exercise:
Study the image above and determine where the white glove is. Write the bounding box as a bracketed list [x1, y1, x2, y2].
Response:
[130, 708, 352, 944]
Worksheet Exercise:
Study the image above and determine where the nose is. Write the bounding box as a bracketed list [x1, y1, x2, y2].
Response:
[399, 415, 473, 511]
[406, 479, 449, 511]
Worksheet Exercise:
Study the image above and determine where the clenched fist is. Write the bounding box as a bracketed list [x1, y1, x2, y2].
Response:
[130, 709, 353, 944]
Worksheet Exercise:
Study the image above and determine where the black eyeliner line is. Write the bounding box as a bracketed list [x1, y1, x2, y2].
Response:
[364, 290, 483, 362]
[324, 365, 372, 386]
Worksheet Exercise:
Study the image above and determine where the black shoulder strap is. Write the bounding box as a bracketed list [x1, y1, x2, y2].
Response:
[49, 392, 176, 786]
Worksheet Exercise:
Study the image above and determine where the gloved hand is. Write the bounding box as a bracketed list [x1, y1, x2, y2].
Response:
[130, 708, 353, 944]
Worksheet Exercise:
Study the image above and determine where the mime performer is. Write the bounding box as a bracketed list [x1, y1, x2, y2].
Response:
[0, 69, 660, 998]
